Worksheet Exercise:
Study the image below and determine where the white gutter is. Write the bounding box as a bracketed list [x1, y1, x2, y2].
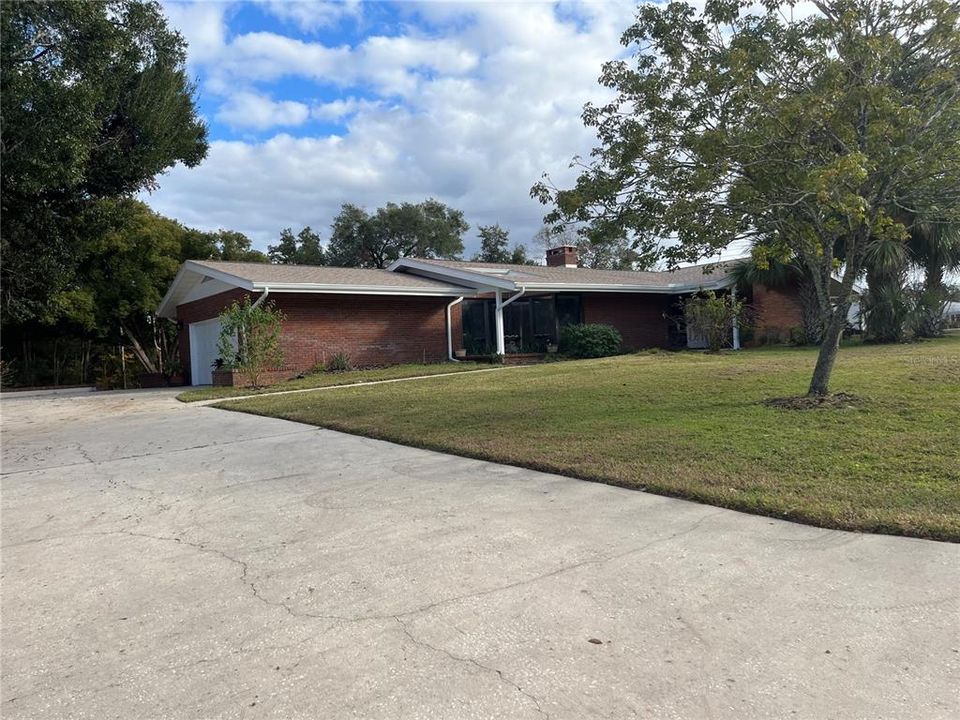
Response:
[446, 297, 464, 362]
[249, 281, 477, 297]
[515, 280, 734, 294]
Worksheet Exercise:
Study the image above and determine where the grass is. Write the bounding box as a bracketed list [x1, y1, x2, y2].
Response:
[217, 336, 960, 542]
[176, 361, 489, 402]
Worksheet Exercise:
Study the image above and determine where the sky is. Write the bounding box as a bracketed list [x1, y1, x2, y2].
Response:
[148, 0, 645, 260]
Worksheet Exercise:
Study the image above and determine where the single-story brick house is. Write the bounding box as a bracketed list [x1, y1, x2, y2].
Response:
[157, 246, 805, 385]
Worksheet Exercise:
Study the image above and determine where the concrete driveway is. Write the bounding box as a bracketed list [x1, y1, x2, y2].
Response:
[2, 389, 957, 720]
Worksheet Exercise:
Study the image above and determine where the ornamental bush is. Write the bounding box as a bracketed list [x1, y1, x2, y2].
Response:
[683, 291, 743, 352]
[559, 323, 622, 358]
[217, 298, 285, 387]
[326, 351, 353, 372]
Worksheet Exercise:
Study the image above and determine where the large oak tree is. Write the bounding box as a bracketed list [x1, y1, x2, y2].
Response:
[533, 0, 960, 396]
[1, 0, 208, 326]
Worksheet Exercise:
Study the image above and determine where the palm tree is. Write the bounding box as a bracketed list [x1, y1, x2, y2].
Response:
[861, 233, 911, 343]
[729, 253, 825, 344]
[908, 220, 960, 337]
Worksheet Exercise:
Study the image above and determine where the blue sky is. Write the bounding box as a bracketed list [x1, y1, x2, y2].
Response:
[148, 0, 643, 258]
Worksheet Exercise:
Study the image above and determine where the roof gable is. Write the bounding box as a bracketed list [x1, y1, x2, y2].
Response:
[157, 260, 482, 318]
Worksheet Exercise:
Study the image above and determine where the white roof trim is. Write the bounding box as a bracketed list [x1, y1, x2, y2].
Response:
[185, 260, 257, 290]
[157, 261, 256, 318]
[157, 260, 480, 318]
[388, 258, 517, 290]
[248, 281, 480, 298]
[516, 278, 734, 294]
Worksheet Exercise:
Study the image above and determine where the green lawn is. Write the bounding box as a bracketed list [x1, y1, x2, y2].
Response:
[218, 336, 960, 541]
[177, 362, 489, 402]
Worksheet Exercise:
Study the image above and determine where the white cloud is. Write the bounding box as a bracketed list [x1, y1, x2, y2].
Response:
[161, 1, 228, 64]
[216, 91, 311, 130]
[200, 29, 478, 97]
[261, 0, 362, 32]
[150, 1, 641, 256]
[311, 97, 383, 121]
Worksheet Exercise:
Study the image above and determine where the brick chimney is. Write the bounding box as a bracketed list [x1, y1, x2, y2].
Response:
[546, 245, 578, 268]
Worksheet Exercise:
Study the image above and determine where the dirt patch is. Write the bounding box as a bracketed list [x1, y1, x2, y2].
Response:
[762, 392, 862, 410]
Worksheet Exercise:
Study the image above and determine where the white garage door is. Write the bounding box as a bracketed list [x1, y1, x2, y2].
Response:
[189, 318, 222, 386]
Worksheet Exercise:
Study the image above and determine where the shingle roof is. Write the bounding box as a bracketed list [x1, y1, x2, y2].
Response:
[160, 256, 743, 318]
[406, 258, 738, 289]
[190, 260, 465, 289]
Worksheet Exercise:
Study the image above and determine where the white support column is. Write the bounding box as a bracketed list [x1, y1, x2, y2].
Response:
[732, 287, 742, 350]
[494, 289, 506, 355]
[446, 297, 464, 361]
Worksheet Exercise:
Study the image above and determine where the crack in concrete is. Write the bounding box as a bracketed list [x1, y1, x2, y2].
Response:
[109, 530, 309, 620]
[393, 616, 550, 720]
[3, 509, 727, 628]
[0, 428, 319, 477]
[354, 507, 728, 624]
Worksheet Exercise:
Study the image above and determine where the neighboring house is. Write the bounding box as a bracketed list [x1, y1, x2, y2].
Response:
[944, 301, 960, 328]
[157, 246, 805, 385]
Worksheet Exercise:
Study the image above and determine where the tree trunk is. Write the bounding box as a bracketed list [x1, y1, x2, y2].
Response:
[121, 323, 158, 374]
[807, 310, 847, 396]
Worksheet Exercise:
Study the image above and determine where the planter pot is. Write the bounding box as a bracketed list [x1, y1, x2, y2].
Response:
[139, 372, 165, 389]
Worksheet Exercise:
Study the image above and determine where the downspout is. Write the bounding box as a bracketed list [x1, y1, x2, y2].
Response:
[446, 296, 464, 362]
[251, 286, 270, 309]
[500, 286, 526, 309]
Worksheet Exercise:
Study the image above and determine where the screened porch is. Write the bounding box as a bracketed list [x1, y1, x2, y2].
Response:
[461, 294, 583, 355]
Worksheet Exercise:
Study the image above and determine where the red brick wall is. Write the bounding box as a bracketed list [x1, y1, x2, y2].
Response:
[176, 290, 455, 382]
[752, 283, 804, 343]
[270, 294, 452, 368]
[582, 293, 671, 350]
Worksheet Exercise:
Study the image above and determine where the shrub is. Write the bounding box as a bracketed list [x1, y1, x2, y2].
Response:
[788, 326, 810, 346]
[0, 357, 15, 387]
[217, 298, 285, 388]
[683, 291, 743, 352]
[559, 323, 622, 358]
[326, 352, 353, 372]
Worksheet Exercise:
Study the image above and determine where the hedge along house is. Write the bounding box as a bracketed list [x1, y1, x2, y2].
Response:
[158, 247, 806, 385]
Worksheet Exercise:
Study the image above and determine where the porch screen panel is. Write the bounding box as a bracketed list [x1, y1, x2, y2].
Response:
[462, 300, 492, 354]
[556, 295, 582, 327]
